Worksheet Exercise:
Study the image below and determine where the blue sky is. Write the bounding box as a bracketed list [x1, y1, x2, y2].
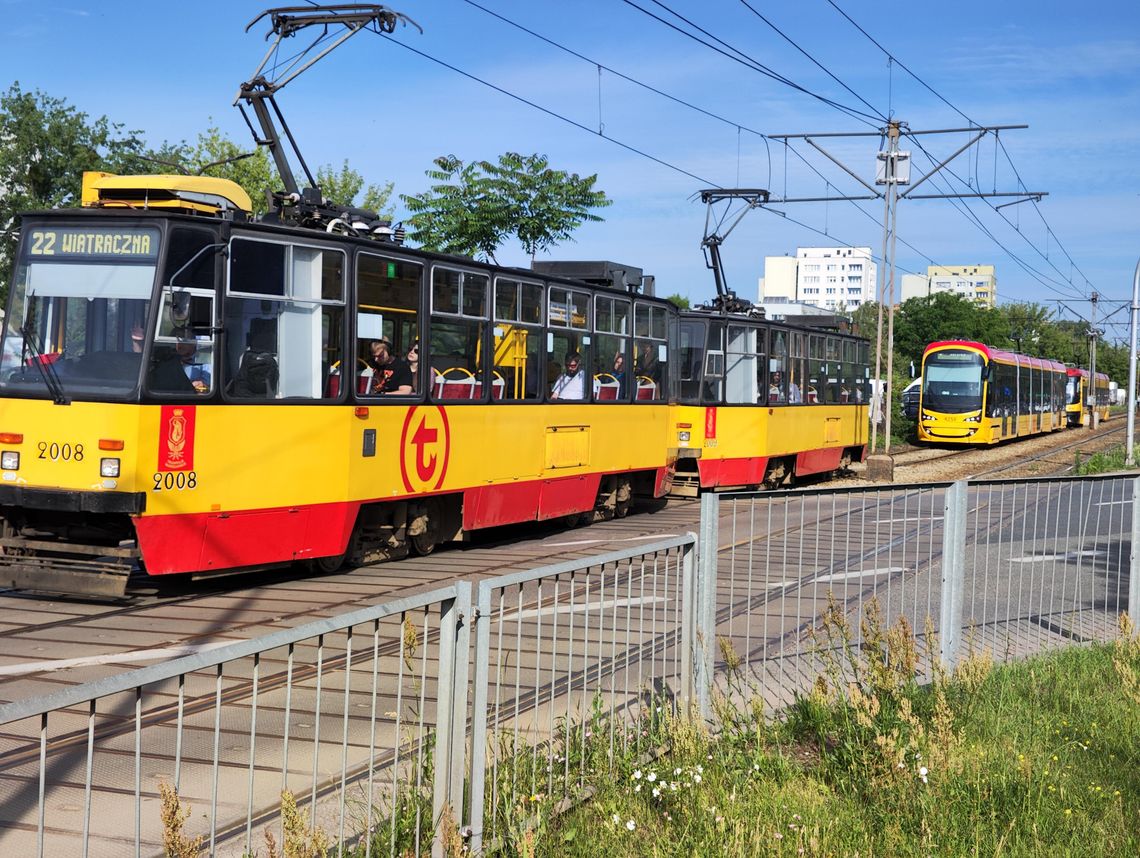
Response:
[3, 0, 1139, 331]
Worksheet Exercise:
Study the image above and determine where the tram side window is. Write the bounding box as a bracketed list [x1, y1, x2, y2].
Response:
[702, 322, 726, 404]
[807, 334, 825, 404]
[148, 290, 215, 395]
[788, 332, 806, 405]
[356, 254, 421, 397]
[987, 363, 1014, 416]
[225, 238, 345, 400]
[724, 324, 759, 404]
[767, 329, 791, 403]
[430, 267, 488, 401]
[594, 295, 631, 402]
[634, 302, 668, 401]
[547, 286, 591, 401]
[858, 340, 870, 403]
[493, 276, 543, 401]
[677, 319, 707, 404]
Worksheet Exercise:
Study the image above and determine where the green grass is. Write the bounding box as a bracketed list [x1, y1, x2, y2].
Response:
[531, 618, 1140, 858]
[1075, 445, 1136, 475]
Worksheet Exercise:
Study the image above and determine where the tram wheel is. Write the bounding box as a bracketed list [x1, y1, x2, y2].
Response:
[410, 531, 437, 556]
[312, 551, 347, 574]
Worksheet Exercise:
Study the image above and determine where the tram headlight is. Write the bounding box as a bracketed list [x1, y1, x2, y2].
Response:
[678, 430, 691, 443]
[100, 457, 120, 478]
[1, 451, 18, 470]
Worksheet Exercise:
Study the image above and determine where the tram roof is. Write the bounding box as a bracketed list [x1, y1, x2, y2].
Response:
[924, 340, 1066, 372]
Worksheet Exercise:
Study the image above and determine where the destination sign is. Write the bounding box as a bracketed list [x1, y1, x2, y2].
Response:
[27, 227, 159, 260]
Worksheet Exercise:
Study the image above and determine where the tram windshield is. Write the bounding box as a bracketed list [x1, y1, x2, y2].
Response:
[0, 224, 160, 400]
[921, 348, 984, 413]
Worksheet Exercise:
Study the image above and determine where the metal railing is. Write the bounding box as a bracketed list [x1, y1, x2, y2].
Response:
[697, 483, 955, 716]
[959, 475, 1136, 662]
[0, 584, 471, 858]
[465, 536, 698, 854]
[3, 474, 1139, 856]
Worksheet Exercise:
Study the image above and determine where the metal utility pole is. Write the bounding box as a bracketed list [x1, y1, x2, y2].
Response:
[882, 121, 902, 453]
[1126, 259, 1139, 466]
[766, 124, 1045, 464]
[1088, 291, 1099, 429]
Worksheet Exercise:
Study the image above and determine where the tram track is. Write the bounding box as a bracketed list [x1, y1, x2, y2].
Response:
[1, 415, 1128, 677]
[0, 501, 700, 675]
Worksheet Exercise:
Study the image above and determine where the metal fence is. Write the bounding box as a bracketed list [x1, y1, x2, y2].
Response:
[465, 536, 697, 854]
[2, 474, 1138, 857]
[698, 475, 1140, 718]
[0, 584, 471, 858]
[698, 482, 955, 716]
[960, 475, 1137, 662]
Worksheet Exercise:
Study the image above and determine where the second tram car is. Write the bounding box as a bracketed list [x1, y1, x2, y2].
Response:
[1065, 367, 1110, 427]
[917, 340, 1067, 444]
[672, 312, 868, 492]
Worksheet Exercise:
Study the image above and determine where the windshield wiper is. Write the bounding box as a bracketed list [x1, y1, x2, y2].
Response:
[19, 324, 70, 405]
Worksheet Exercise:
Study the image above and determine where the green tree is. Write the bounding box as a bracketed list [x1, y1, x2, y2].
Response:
[664, 293, 690, 310]
[316, 159, 393, 215]
[401, 152, 610, 264]
[0, 82, 148, 296]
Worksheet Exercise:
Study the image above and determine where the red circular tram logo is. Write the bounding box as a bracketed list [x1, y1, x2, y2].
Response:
[399, 406, 451, 493]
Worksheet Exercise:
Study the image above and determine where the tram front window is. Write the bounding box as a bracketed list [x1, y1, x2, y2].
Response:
[921, 349, 983, 413]
[0, 224, 159, 400]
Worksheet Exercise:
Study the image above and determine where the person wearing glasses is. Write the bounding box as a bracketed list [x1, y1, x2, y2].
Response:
[406, 341, 420, 392]
[550, 351, 586, 400]
[368, 337, 413, 395]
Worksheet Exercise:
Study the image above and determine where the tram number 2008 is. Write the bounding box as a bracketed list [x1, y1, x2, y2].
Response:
[152, 471, 198, 491]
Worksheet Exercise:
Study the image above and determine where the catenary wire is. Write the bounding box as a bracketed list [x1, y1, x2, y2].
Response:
[619, 0, 884, 127]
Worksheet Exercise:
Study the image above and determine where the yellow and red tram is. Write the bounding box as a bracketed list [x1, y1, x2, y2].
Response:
[671, 311, 868, 492]
[917, 340, 1067, 445]
[0, 172, 682, 595]
[0, 172, 872, 595]
[1065, 367, 1110, 427]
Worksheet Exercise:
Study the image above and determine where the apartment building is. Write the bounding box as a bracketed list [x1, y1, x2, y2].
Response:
[759, 246, 877, 311]
[899, 265, 997, 307]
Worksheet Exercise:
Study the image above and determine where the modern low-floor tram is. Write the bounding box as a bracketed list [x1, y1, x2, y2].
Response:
[918, 340, 1068, 445]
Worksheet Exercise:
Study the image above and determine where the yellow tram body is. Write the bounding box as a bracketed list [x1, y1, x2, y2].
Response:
[917, 340, 1068, 445]
[1065, 368, 1110, 427]
[670, 313, 868, 491]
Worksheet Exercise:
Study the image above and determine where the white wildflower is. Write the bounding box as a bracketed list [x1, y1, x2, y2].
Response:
[647, 772, 657, 783]
[626, 819, 636, 831]
[632, 770, 642, 780]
